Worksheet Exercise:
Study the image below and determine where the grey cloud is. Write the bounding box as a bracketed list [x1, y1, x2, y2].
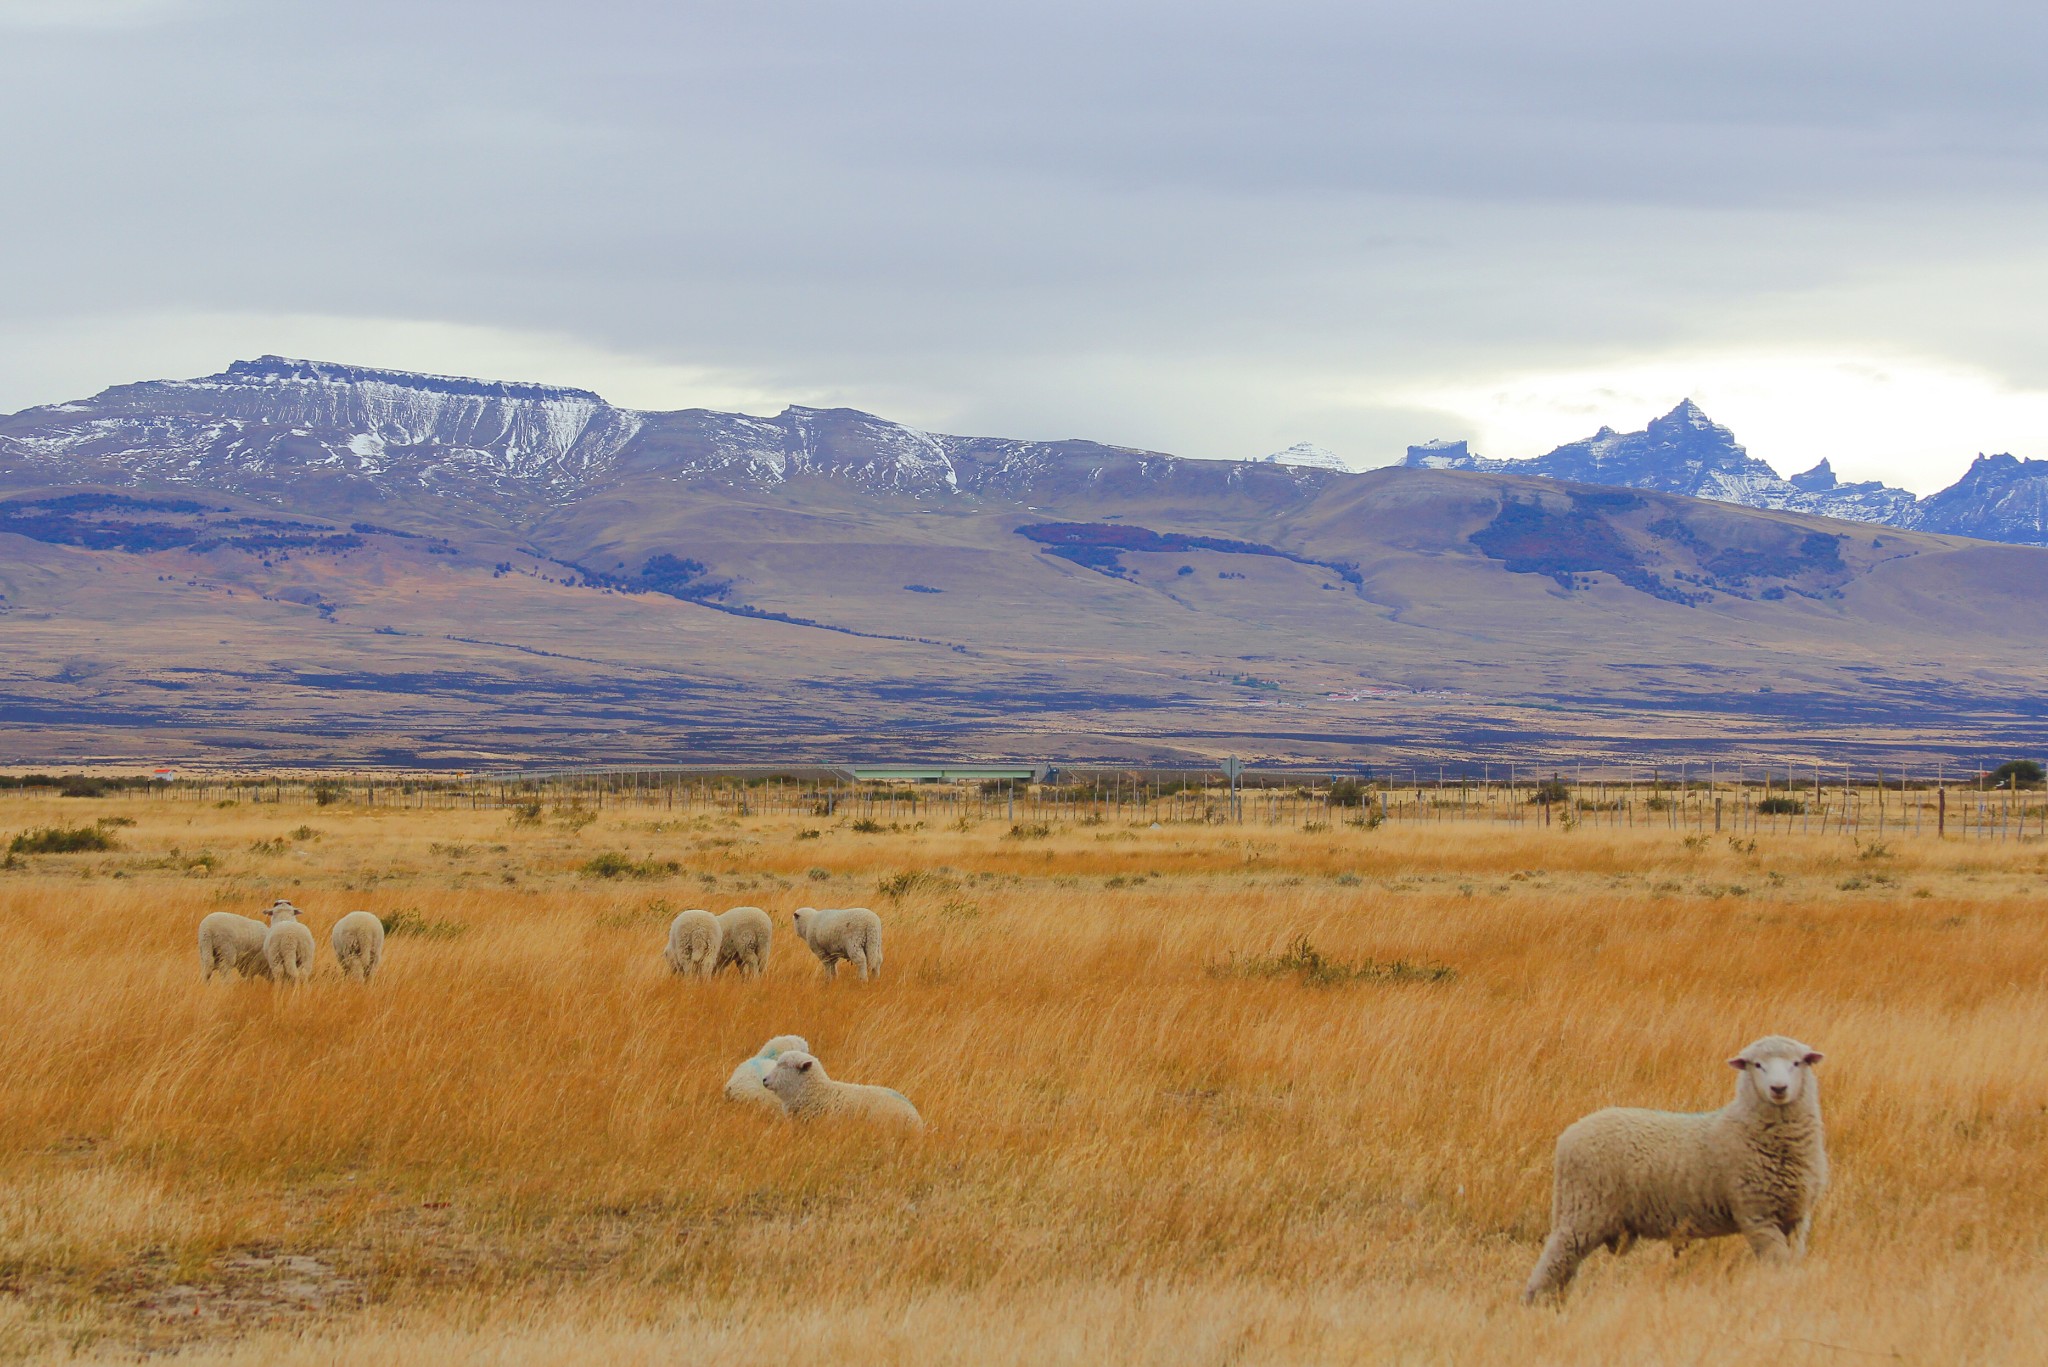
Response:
[3, 0, 2048, 472]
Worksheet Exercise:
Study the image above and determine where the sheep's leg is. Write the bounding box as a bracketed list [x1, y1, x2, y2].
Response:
[1523, 1230, 1588, 1303]
[851, 949, 871, 982]
[1787, 1214, 1812, 1260]
[823, 958, 838, 980]
[1740, 1223, 1792, 1265]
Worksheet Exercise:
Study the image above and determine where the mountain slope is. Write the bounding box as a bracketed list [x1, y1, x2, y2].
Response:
[0, 358, 2044, 767]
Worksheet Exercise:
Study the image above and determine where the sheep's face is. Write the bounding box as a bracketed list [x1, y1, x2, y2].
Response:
[764, 1050, 820, 1100]
[791, 908, 814, 937]
[1729, 1037, 1823, 1107]
[265, 900, 298, 924]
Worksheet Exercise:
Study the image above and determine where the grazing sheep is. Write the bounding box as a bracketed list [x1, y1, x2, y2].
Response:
[261, 900, 317, 985]
[790, 906, 883, 981]
[1523, 1035, 1828, 1303]
[724, 1034, 811, 1109]
[664, 908, 722, 978]
[198, 911, 272, 981]
[714, 906, 773, 978]
[330, 910, 386, 981]
[762, 1050, 922, 1128]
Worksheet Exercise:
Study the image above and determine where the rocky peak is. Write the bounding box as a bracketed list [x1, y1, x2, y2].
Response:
[1789, 459, 1838, 493]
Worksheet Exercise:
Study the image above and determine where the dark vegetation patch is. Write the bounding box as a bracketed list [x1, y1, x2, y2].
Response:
[0, 492, 363, 555]
[580, 851, 682, 879]
[1469, 494, 1704, 605]
[1015, 522, 1362, 586]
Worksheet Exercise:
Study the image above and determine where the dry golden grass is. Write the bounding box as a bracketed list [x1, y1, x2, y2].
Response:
[3, 790, 2047, 1363]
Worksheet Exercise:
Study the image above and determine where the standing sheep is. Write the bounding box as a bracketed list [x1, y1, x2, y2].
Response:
[330, 910, 386, 981]
[762, 1050, 922, 1128]
[714, 906, 773, 978]
[724, 1034, 810, 1109]
[262, 900, 317, 985]
[791, 906, 883, 981]
[198, 911, 272, 981]
[1523, 1035, 1829, 1303]
[664, 908, 722, 978]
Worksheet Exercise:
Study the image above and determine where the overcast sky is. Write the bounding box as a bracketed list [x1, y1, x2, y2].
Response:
[5, 0, 2048, 491]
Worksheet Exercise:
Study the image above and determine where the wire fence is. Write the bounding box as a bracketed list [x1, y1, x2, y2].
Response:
[22, 760, 2047, 841]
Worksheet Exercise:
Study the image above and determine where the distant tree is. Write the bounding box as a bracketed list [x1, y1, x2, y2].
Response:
[1987, 759, 2045, 790]
[1530, 775, 1569, 804]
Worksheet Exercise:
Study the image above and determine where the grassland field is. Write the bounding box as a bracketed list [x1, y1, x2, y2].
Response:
[2, 788, 2046, 1364]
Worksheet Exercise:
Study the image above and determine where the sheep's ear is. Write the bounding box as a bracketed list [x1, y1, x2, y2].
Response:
[1727, 1056, 1749, 1070]
[798, 1058, 814, 1072]
[1803, 1051, 1824, 1066]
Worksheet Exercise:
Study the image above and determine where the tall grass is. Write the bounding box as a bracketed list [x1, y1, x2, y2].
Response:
[1, 790, 2045, 1363]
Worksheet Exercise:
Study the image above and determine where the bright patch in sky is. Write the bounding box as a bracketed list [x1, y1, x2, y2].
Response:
[1406, 353, 2048, 495]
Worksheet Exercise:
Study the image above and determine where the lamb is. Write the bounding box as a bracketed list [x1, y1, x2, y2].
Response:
[330, 910, 386, 981]
[762, 1050, 922, 1128]
[1523, 1035, 1828, 1303]
[790, 906, 883, 981]
[723, 1034, 811, 1109]
[261, 899, 317, 985]
[713, 906, 773, 978]
[664, 908, 722, 978]
[198, 911, 273, 981]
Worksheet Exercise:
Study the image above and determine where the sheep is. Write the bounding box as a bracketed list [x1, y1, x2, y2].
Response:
[790, 906, 883, 981]
[762, 1050, 922, 1128]
[198, 911, 273, 981]
[664, 908, 722, 978]
[714, 905, 773, 978]
[1523, 1035, 1828, 1303]
[261, 899, 318, 985]
[330, 910, 385, 981]
[723, 1034, 811, 1109]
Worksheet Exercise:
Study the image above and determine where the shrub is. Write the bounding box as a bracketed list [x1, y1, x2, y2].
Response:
[795, 828, 822, 840]
[878, 870, 959, 899]
[96, 815, 136, 828]
[1212, 935, 1455, 987]
[1530, 776, 1569, 804]
[580, 851, 680, 880]
[310, 780, 346, 807]
[249, 838, 289, 855]
[59, 778, 106, 798]
[509, 800, 544, 825]
[379, 910, 467, 939]
[9, 826, 114, 854]
[1756, 796, 1805, 815]
[1004, 823, 1053, 841]
[849, 818, 886, 834]
[1327, 778, 1366, 808]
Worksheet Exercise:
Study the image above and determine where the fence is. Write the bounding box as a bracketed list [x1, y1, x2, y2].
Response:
[22, 762, 2047, 841]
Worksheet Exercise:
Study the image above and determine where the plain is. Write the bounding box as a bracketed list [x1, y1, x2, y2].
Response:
[1, 789, 2044, 1364]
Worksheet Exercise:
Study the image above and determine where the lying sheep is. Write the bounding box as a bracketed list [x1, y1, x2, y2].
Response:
[664, 908, 722, 978]
[724, 1034, 811, 1109]
[762, 1050, 922, 1128]
[714, 906, 773, 978]
[1523, 1035, 1829, 1303]
[262, 899, 317, 985]
[330, 910, 385, 981]
[791, 906, 883, 981]
[198, 911, 273, 981]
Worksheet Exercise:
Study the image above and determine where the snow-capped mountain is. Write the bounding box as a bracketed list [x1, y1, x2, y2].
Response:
[0, 357, 1338, 525]
[1397, 400, 2048, 541]
[1255, 442, 1350, 472]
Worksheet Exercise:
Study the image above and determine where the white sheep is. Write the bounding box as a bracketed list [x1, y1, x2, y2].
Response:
[197, 911, 273, 981]
[762, 1050, 922, 1128]
[723, 1034, 811, 1109]
[262, 899, 317, 985]
[714, 906, 773, 978]
[330, 910, 386, 981]
[1523, 1035, 1829, 1303]
[790, 906, 883, 981]
[664, 908, 722, 978]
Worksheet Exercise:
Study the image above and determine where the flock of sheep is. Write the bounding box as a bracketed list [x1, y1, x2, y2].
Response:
[196, 896, 1826, 1302]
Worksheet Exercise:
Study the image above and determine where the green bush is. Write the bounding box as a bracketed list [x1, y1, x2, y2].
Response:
[310, 780, 347, 807]
[580, 851, 680, 880]
[1327, 778, 1366, 808]
[379, 909, 467, 939]
[1004, 823, 1053, 840]
[1530, 776, 1569, 804]
[1756, 796, 1805, 815]
[1988, 759, 2045, 790]
[9, 826, 115, 854]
